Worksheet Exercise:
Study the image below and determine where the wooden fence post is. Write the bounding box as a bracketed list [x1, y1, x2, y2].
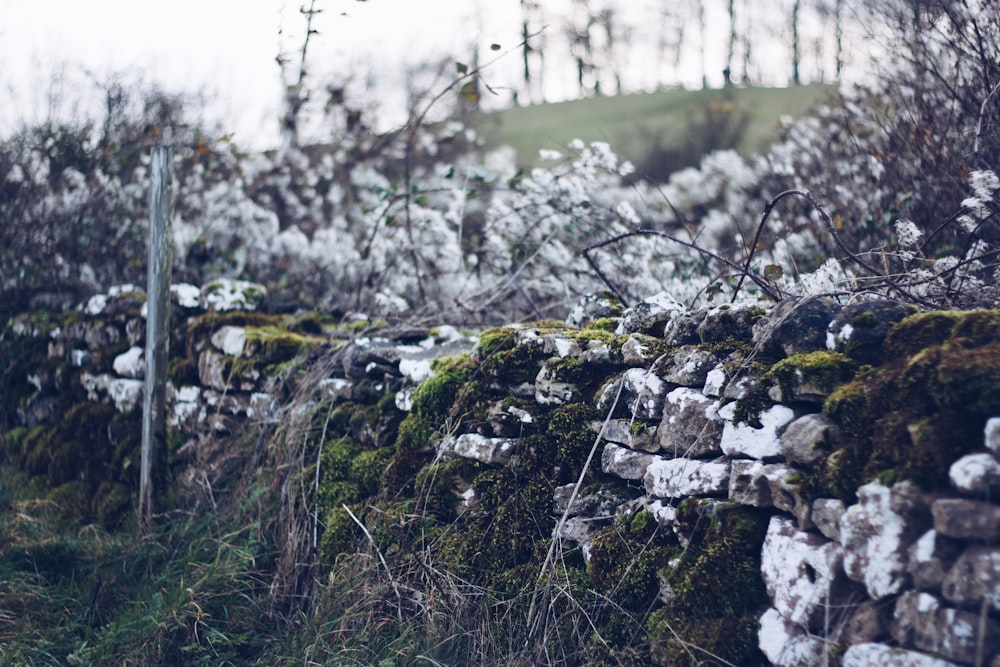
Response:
[140, 145, 174, 529]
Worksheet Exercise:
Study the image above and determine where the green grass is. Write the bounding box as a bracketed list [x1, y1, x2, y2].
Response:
[474, 84, 835, 170]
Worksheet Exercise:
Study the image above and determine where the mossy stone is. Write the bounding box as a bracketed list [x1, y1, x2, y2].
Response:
[767, 350, 858, 400]
[812, 309, 1000, 502]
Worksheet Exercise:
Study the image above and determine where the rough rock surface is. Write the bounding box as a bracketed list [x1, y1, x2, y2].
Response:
[893, 591, 1000, 665]
[842, 642, 962, 667]
[718, 402, 795, 459]
[940, 545, 1000, 611]
[642, 457, 730, 498]
[780, 413, 835, 465]
[656, 387, 723, 458]
[840, 481, 931, 600]
[760, 516, 848, 629]
[906, 530, 962, 592]
[601, 443, 656, 480]
[932, 498, 1000, 540]
[758, 607, 827, 667]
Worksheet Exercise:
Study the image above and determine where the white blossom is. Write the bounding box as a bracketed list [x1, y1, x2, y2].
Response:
[894, 219, 923, 248]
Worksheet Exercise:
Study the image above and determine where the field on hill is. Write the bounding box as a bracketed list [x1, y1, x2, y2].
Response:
[474, 84, 835, 172]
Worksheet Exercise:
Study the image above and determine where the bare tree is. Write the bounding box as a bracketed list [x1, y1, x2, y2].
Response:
[276, 0, 323, 151]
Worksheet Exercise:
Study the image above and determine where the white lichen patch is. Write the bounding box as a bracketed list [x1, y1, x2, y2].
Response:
[112, 346, 145, 379]
[718, 402, 794, 459]
[170, 282, 201, 308]
[840, 482, 908, 599]
[399, 358, 433, 384]
[643, 457, 730, 498]
[948, 453, 1000, 494]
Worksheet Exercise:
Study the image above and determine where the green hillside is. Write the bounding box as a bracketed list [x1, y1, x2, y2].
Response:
[474, 84, 835, 172]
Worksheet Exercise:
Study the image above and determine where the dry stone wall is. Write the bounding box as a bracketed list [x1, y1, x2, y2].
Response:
[9, 279, 1000, 666]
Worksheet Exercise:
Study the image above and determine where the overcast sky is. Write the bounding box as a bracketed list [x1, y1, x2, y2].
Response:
[0, 0, 532, 146]
[0, 1, 859, 149]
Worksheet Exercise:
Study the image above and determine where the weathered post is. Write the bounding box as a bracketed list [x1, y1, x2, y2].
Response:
[140, 145, 174, 529]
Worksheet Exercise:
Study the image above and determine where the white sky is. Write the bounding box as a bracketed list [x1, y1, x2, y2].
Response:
[0, 0, 530, 147]
[0, 0, 862, 149]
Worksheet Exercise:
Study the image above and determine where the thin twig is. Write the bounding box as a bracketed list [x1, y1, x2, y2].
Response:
[342, 503, 405, 624]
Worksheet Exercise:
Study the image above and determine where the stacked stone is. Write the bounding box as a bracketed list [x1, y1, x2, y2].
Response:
[17, 283, 1000, 666]
[432, 292, 1000, 667]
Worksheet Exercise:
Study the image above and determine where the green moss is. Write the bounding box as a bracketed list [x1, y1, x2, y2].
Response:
[350, 447, 393, 496]
[318, 504, 361, 561]
[186, 310, 282, 349]
[546, 403, 601, 482]
[167, 356, 199, 386]
[2, 426, 28, 459]
[410, 354, 474, 424]
[648, 505, 770, 666]
[584, 317, 620, 333]
[477, 327, 519, 358]
[808, 309, 1000, 502]
[850, 310, 880, 328]
[883, 311, 964, 362]
[588, 511, 678, 613]
[245, 325, 325, 364]
[767, 350, 858, 399]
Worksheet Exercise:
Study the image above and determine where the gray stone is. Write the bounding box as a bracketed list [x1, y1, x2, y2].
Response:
[601, 443, 656, 480]
[702, 363, 727, 397]
[80, 372, 144, 413]
[757, 607, 827, 667]
[780, 413, 836, 465]
[125, 317, 144, 346]
[932, 498, 1000, 540]
[752, 296, 842, 357]
[812, 498, 846, 542]
[439, 433, 517, 465]
[838, 600, 889, 645]
[907, 530, 963, 592]
[170, 282, 201, 309]
[643, 457, 730, 498]
[728, 461, 803, 518]
[620, 368, 668, 420]
[718, 401, 795, 460]
[565, 292, 622, 328]
[840, 481, 930, 600]
[542, 333, 582, 359]
[729, 460, 772, 507]
[198, 349, 261, 392]
[695, 303, 762, 343]
[656, 387, 723, 458]
[534, 362, 579, 406]
[615, 292, 683, 335]
[596, 418, 657, 452]
[986, 417, 1000, 456]
[552, 483, 638, 520]
[662, 348, 717, 387]
[18, 392, 60, 428]
[722, 372, 763, 400]
[949, 452, 1000, 495]
[662, 310, 703, 346]
[893, 591, 1000, 665]
[941, 545, 1000, 611]
[760, 515, 849, 630]
[826, 300, 917, 365]
[621, 334, 658, 367]
[488, 401, 537, 438]
[842, 642, 962, 667]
